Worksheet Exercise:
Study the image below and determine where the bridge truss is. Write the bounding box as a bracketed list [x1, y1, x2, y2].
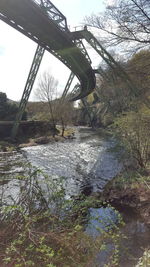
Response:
[61, 28, 137, 126]
[11, 45, 45, 138]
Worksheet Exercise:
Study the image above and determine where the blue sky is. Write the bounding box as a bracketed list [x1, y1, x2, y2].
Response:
[0, 0, 106, 101]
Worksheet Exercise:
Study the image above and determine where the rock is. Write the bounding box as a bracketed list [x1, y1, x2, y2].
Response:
[54, 136, 64, 142]
[19, 142, 36, 148]
[34, 136, 52, 144]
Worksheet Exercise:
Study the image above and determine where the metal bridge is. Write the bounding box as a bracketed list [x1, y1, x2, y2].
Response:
[0, 0, 96, 99]
[0, 0, 136, 138]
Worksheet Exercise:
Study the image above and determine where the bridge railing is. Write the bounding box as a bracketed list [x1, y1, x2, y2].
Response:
[33, 0, 69, 32]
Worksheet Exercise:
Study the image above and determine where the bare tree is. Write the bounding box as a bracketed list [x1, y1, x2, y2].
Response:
[34, 71, 58, 130]
[58, 96, 74, 136]
[34, 72, 75, 137]
[85, 0, 150, 53]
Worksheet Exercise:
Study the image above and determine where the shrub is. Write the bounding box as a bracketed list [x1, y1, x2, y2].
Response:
[0, 167, 124, 267]
[114, 108, 150, 168]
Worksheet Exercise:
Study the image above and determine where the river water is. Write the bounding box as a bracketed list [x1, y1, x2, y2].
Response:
[22, 127, 123, 196]
[0, 127, 149, 266]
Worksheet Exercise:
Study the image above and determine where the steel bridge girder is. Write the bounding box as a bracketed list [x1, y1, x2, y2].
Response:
[72, 29, 137, 97]
[11, 45, 45, 139]
[33, 0, 68, 31]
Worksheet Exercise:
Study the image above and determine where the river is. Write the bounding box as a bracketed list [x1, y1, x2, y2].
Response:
[0, 127, 149, 266]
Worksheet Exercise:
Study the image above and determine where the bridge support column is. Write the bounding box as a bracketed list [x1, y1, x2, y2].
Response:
[61, 72, 75, 101]
[11, 45, 45, 139]
[81, 98, 94, 127]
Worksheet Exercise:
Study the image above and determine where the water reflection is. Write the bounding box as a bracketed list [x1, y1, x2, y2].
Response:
[86, 207, 150, 267]
[86, 207, 119, 237]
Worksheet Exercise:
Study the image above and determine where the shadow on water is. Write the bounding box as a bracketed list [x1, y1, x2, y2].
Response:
[85, 206, 150, 267]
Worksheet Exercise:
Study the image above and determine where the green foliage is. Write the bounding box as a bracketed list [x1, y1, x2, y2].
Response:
[0, 92, 27, 121]
[108, 170, 150, 191]
[136, 249, 150, 267]
[114, 108, 150, 168]
[0, 166, 125, 267]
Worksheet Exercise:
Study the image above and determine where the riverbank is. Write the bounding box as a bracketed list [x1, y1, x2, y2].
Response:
[0, 127, 75, 151]
[0, 141, 17, 152]
[95, 125, 150, 228]
[100, 168, 150, 227]
[19, 127, 75, 148]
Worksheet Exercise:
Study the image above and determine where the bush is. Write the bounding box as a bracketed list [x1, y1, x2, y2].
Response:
[0, 166, 124, 267]
[114, 108, 150, 168]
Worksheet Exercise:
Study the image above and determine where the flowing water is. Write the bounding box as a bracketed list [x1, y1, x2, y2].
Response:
[0, 127, 149, 266]
[22, 127, 123, 196]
